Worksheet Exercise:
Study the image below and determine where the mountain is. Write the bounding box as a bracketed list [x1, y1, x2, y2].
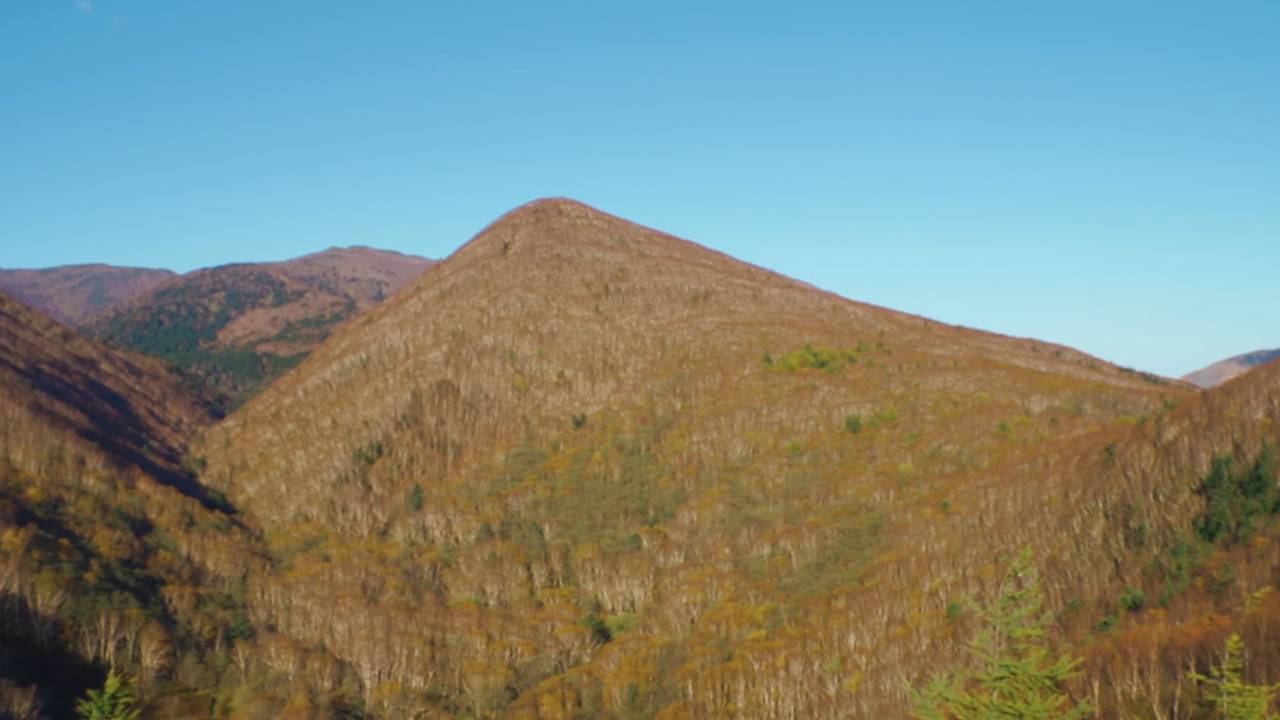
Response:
[193, 199, 1238, 718]
[1182, 347, 1280, 388]
[6, 199, 1278, 718]
[90, 246, 434, 413]
[0, 264, 176, 327]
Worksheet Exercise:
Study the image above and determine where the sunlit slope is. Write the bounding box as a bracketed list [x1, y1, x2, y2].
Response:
[201, 198, 1173, 532]
[194, 199, 1194, 718]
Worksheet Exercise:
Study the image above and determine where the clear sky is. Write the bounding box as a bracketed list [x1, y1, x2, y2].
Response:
[3, 1, 1277, 378]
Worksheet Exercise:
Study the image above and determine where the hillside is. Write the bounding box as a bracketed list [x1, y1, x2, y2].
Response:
[0, 264, 175, 327]
[192, 199, 1240, 718]
[2, 200, 1277, 718]
[91, 246, 433, 413]
[1182, 347, 1280, 388]
[0, 290, 265, 717]
[0, 290, 212, 487]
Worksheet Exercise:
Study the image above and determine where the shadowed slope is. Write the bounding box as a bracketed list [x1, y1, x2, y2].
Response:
[0, 290, 276, 716]
[0, 290, 213, 493]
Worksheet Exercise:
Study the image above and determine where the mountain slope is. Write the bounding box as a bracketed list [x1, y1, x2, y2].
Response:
[0, 264, 175, 327]
[91, 246, 433, 413]
[0, 290, 212, 489]
[0, 290, 262, 716]
[194, 198, 1201, 718]
[1182, 347, 1280, 388]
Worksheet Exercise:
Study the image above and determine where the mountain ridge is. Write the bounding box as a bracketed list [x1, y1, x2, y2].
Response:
[0, 264, 176, 327]
[90, 245, 434, 412]
[1182, 347, 1280, 388]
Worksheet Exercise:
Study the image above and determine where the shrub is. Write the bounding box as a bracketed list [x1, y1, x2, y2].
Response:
[1118, 587, 1146, 613]
[844, 414, 862, 434]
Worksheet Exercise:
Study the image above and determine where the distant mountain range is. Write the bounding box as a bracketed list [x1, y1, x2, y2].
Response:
[1182, 348, 1280, 388]
[2, 200, 1278, 719]
[0, 264, 175, 326]
[2, 247, 434, 414]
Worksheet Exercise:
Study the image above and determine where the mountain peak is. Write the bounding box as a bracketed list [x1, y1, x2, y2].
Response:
[451, 197, 658, 261]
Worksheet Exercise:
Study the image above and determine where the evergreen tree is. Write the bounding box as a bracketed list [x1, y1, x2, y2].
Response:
[75, 669, 141, 720]
[1191, 633, 1280, 720]
[911, 549, 1091, 719]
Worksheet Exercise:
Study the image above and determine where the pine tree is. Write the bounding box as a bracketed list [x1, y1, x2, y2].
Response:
[1191, 633, 1280, 720]
[911, 549, 1091, 720]
[75, 669, 141, 720]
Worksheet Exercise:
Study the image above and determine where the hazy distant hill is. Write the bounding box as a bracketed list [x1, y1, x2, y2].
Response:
[0, 264, 175, 326]
[91, 246, 433, 413]
[1182, 347, 1280, 388]
[195, 199, 1235, 718]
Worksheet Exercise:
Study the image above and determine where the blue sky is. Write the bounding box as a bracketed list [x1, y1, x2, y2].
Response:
[2, 1, 1277, 377]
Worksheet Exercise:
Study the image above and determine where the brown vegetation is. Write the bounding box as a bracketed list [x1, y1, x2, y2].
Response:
[4, 200, 1278, 718]
[0, 264, 175, 327]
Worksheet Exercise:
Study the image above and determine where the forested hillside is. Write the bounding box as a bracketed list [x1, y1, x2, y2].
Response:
[3, 201, 1278, 719]
[90, 247, 432, 413]
[191, 200, 1272, 718]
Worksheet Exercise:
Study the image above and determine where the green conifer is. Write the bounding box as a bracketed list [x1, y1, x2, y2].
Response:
[75, 669, 141, 720]
[1191, 633, 1280, 720]
[911, 549, 1091, 720]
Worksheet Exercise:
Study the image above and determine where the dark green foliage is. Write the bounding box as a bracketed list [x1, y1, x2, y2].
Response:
[844, 414, 862, 434]
[912, 549, 1091, 720]
[1118, 587, 1146, 613]
[1151, 538, 1211, 607]
[92, 270, 330, 412]
[75, 669, 140, 720]
[407, 483, 424, 512]
[1094, 614, 1116, 633]
[227, 616, 256, 642]
[579, 612, 612, 644]
[571, 413, 588, 430]
[1194, 448, 1280, 546]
